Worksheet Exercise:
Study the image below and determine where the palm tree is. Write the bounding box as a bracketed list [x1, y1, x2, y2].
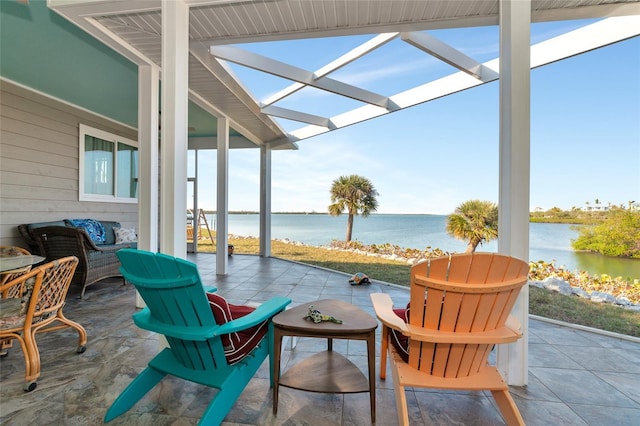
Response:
[446, 200, 498, 252]
[328, 175, 379, 242]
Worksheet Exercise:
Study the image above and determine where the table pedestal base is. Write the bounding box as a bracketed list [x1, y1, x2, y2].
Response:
[279, 350, 369, 393]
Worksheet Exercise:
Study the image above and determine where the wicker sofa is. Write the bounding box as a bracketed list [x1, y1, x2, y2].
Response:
[18, 220, 137, 298]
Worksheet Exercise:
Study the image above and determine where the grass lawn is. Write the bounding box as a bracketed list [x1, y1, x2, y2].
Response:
[196, 236, 640, 338]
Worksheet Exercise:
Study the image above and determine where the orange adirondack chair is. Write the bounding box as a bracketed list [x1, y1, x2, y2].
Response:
[370, 252, 529, 426]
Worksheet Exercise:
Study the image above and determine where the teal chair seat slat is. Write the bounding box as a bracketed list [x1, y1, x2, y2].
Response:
[105, 249, 291, 425]
[132, 310, 218, 340]
[120, 275, 198, 288]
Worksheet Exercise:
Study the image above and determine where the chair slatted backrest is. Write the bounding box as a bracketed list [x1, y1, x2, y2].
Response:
[1, 267, 33, 291]
[0, 256, 78, 330]
[116, 249, 226, 371]
[408, 253, 529, 378]
[34, 257, 79, 319]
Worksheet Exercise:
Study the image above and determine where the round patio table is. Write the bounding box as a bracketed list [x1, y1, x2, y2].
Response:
[0, 255, 45, 285]
[0, 255, 45, 273]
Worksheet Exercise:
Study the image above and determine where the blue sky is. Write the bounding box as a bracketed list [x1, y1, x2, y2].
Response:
[190, 20, 639, 215]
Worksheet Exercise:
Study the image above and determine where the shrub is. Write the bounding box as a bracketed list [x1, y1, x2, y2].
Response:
[572, 210, 640, 258]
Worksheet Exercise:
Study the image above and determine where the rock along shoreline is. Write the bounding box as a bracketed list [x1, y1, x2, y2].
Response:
[229, 235, 640, 311]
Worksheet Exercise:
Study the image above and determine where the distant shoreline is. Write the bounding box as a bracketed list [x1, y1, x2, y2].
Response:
[205, 211, 445, 215]
[202, 211, 589, 224]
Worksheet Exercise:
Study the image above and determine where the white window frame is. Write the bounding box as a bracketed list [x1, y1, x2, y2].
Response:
[79, 124, 138, 203]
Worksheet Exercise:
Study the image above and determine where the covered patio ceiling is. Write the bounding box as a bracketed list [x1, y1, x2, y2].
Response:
[48, 0, 640, 149]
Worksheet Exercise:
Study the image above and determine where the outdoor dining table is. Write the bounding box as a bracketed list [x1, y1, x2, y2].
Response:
[0, 255, 46, 286]
[0, 255, 46, 274]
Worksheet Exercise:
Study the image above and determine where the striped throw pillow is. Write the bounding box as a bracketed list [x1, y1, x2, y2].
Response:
[206, 293, 268, 365]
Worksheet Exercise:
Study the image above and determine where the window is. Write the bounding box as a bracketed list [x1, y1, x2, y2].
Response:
[79, 124, 138, 203]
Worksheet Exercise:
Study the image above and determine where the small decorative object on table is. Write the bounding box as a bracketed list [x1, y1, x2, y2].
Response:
[303, 305, 343, 324]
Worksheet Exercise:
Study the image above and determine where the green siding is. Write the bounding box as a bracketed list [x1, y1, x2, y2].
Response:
[1, 0, 138, 127]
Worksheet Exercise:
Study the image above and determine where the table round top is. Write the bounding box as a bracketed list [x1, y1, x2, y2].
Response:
[273, 299, 378, 334]
[0, 255, 46, 273]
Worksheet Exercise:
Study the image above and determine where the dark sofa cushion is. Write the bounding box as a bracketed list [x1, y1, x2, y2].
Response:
[100, 221, 122, 245]
[27, 220, 67, 231]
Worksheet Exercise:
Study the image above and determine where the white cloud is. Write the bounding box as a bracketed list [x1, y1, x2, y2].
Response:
[271, 137, 373, 212]
[334, 57, 436, 87]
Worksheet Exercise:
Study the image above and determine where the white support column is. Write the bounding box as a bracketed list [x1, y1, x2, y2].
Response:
[137, 65, 160, 253]
[136, 64, 159, 308]
[160, 0, 189, 258]
[216, 116, 229, 274]
[259, 144, 272, 257]
[193, 150, 199, 248]
[497, 0, 531, 386]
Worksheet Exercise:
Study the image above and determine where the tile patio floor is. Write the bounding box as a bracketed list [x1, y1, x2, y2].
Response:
[1, 253, 639, 425]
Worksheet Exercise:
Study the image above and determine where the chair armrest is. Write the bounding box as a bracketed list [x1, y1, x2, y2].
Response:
[215, 296, 291, 335]
[32, 226, 86, 262]
[91, 244, 123, 253]
[370, 293, 408, 334]
[73, 227, 128, 252]
[77, 230, 109, 252]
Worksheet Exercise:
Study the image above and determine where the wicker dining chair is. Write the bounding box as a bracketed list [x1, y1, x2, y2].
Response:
[0, 256, 87, 391]
[0, 246, 35, 356]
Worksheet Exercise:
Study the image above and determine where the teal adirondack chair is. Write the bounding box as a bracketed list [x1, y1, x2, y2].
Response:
[104, 249, 291, 425]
